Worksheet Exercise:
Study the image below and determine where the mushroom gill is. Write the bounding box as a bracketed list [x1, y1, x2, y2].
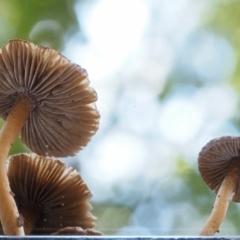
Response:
[198, 136, 240, 235]
[0, 39, 99, 234]
[0, 39, 100, 158]
[0, 153, 98, 235]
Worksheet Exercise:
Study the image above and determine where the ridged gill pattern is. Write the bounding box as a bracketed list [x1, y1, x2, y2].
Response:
[198, 136, 240, 202]
[2, 153, 96, 235]
[0, 39, 100, 157]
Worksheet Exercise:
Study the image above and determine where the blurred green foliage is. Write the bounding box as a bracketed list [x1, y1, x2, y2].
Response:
[207, 1, 240, 90]
[0, 0, 79, 50]
[92, 203, 132, 235]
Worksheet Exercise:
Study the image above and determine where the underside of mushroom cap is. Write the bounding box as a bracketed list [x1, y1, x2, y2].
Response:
[198, 136, 240, 202]
[0, 39, 100, 157]
[4, 153, 96, 235]
[51, 227, 102, 235]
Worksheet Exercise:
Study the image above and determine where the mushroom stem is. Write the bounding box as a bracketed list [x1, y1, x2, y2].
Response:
[20, 208, 38, 235]
[0, 95, 32, 235]
[199, 158, 240, 236]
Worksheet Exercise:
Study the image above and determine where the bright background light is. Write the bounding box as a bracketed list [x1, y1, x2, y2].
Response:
[64, 0, 239, 235]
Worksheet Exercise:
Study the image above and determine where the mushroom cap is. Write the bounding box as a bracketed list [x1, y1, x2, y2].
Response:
[4, 153, 96, 235]
[51, 227, 102, 235]
[198, 136, 240, 202]
[0, 39, 100, 157]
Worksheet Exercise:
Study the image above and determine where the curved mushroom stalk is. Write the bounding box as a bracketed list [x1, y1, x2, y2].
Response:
[0, 39, 100, 235]
[199, 157, 240, 235]
[198, 136, 240, 236]
[0, 96, 32, 235]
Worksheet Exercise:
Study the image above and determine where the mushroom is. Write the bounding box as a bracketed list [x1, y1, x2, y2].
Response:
[198, 136, 240, 235]
[0, 153, 100, 235]
[51, 227, 102, 235]
[0, 39, 100, 234]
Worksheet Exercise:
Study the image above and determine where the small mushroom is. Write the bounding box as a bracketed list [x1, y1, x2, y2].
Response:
[198, 136, 240, 235]
[0, 153, 99, 235]
[0, 39, 99, 234]
[51, 227, 102, 235]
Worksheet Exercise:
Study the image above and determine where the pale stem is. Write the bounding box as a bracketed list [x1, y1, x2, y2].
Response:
[199, 159, 240, 236]
[0, 96, 32, 235]
[20, 207, 38, 235]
